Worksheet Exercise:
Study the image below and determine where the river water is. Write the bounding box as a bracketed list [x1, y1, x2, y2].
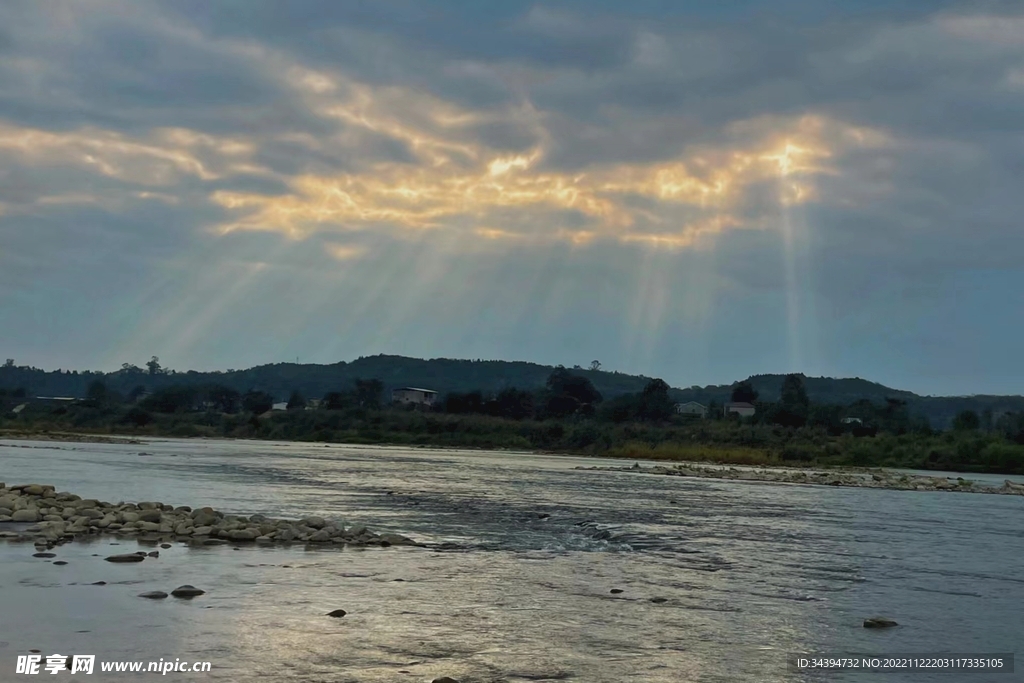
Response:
[0, 438, 1021, 682]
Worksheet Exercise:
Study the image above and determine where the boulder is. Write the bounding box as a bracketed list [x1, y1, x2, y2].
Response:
[309, 529, 332, 543]
[326, 609, 347, 618]
[432, 678, 460, 683]
[379, 533, 418, 546]
[105, 553, 146, 563]
[11, 509, 40, 523]
[138, 510, 163, 523]
[301, 516, 326, 529]
[170, 585, 205, 598]
[228, 529, 258, 541]
[139, 591, 168, 599]
[863, 617, 898, 629]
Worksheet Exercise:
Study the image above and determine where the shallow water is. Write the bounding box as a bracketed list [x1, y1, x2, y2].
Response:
[1, 438, 1022, 682]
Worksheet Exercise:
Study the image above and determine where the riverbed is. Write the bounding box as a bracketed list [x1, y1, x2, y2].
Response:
[1, 438, 1021, 682]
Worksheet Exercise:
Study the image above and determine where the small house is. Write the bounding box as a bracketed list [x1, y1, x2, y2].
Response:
[724, 401, 756, 417]
[675, 401, 707, 418]
[392, 387, 438, 407]
[271, 401, 288, 411]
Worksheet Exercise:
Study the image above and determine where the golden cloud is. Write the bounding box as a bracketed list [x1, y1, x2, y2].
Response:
[0, 57, 889, 250]
[210, 109, 862, 248]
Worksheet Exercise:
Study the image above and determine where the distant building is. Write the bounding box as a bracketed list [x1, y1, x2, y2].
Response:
[724, 401, 756, 417]
[305, 398, 322, 410]
[675, 401, 707, 418]
[841, 417, 863, 425]
[392, 387, 438, 407]
[271, 401, 288, 411]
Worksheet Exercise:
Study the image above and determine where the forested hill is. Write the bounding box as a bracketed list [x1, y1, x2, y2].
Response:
[1, 355, 1022, 427]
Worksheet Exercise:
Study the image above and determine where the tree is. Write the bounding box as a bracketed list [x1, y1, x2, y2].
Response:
[541, 368, 603, 419]
[146, 356, 163, 376]
[354, 378, 384, 408]
[773, 374, 809, 428]
[322, 391, 349, 411]
[3, 359, 13, 368]
[241, 390, 273, 415]
[207, 385, 241, 413]
[953, 410, 980, 431]
[637, 378, 674, 421]
[589, 360, 601, 371]
[780, 374, 810, 408]
[122, 406, 154, 427]
[141, 385, 198, 413]
[286, 390, 306, 411]
[730, 380, 759, 404]
[127, 385, 147, 403]
[487, 387, 535, 420]
[86, 380, 109, 403]
[444, 391, 484, 414]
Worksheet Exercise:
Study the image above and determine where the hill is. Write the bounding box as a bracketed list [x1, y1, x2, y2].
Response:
[1, 355, 1022, 427]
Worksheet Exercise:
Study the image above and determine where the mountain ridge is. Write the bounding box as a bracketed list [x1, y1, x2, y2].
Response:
[1, 354, 1021, 427]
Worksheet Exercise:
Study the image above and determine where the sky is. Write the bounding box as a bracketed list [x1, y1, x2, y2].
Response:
[1, 0, 1022, 396]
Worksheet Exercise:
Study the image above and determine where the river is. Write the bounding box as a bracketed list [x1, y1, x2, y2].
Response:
[1, 438, 1021, 682]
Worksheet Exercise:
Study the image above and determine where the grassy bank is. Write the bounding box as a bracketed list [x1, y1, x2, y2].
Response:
[4, 403, 1024, 475]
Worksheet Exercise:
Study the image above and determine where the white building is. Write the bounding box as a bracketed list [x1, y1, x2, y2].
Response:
[724, 401, 756, 417]
[271, 401, 288, 411]
[392, 387, 438, 407]
[675, 401, 707, 418]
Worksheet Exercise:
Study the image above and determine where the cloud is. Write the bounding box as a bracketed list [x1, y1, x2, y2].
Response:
[2, 0, 1024, 394]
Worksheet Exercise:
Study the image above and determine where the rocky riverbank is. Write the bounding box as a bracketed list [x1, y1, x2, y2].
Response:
[0, 482, 420, 549]
[576, 463, 1024, 495]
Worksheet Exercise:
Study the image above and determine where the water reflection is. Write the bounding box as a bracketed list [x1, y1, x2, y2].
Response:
[0, 438, 1021, 682]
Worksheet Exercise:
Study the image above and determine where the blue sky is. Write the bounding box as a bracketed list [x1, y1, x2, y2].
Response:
[1, 0, 1022, 396]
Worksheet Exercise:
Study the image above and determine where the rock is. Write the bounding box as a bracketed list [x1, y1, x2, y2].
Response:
[378, 533, 417, 546]
[105, 553, 146, 563]
[160, 543, 172, 549]
[11, 509, 40, 523]
[53, 560, 68, 565]
[33, 552, 57, 558]
[863, 617, 898, 628]
[301, 516, 327, 529]
[326, 609, 347, 618]
[202, 538, 228, 545]
[138, 510, 163, 523]
[191, 526, 213, 536]
[147, 551, 159, 557]
[170, 585, 205, 598]
[610, 589, 624, 594]
[90, 581, 107, 585]
[23, 484, 45, 496]
[649, 597, 668, 604]
[432, 678, 460, 683]
[309, 529, 332, 543]
[228, 529, 258, 541]
[139, 591, 168, 599]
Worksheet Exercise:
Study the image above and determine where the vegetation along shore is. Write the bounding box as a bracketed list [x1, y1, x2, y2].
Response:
[3, 360, 1023, 475]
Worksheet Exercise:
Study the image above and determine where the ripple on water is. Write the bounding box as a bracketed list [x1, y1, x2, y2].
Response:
[1, 438, 1022, 682]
